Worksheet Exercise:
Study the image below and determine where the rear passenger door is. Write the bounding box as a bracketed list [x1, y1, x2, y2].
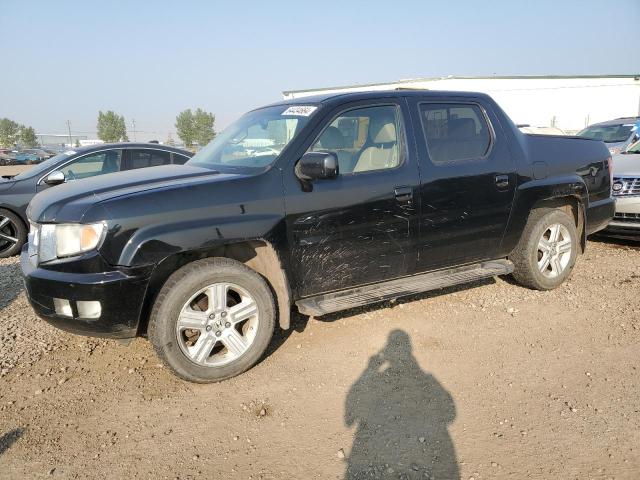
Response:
[408, 97, 516, 271]
[125, 149, 172, 170]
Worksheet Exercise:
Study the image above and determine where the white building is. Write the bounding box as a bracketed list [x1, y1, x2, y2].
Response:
[283, 75, 640, 134]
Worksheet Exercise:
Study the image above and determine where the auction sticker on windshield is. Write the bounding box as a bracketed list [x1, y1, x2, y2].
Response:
[282, 106, 317, 116]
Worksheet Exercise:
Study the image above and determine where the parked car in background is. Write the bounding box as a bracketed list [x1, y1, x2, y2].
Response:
[605, 140, 640, 239]
[577, 117, 640, 155]
[24, 148, 56, 161]
[0, 143, 193, 257]
[20, 91, 614, 383]
[518, 125, 566, 135]
[0, 150, 16, 166]
[13, 151, 42, 165]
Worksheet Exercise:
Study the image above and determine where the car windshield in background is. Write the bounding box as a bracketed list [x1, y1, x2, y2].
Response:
[577, 124, 634, 143]
[187, 105, 316, 171]
[12, 151, 75, 180]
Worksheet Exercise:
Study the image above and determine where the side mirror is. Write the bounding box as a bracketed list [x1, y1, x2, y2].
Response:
[295, 152, 339, 181]
[44, 170, 65, 186]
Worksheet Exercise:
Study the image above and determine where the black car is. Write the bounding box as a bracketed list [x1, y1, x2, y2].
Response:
[21, 91, 614, 383]
[0, 143, 192, 257]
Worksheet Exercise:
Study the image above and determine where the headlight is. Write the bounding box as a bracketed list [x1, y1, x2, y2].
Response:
[38, 223, 106, 262]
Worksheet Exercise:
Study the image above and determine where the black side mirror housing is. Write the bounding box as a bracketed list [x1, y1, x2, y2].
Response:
[296, 152, 339, 181]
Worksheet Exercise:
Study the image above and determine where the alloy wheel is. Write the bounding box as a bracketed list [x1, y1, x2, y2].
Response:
[0, 215, 19, 254]
[176, 282, 259, 367]
[537, 223, 572, 278]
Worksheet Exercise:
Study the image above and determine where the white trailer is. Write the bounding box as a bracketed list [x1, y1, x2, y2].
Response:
[283, 75, 640, 134]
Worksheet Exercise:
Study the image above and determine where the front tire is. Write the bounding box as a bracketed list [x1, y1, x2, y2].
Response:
[509, 208, 578, 290]
[0, 209, 27, 258]
[148, 257, 275, 383]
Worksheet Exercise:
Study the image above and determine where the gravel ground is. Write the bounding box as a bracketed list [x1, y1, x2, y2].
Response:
[0, 165, 32, 177]
[0, 238, 639, 479]
[0, 258, 69, 377]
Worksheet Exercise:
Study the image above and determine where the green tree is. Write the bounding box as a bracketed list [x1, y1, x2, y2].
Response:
[193, 108, 216, 146]
[175, 109, 195, 148]
[175, 108, 216, 148]
[97, 110, 128, 143]
[0, 118, 21, 148]
[19, 125, 38, 148]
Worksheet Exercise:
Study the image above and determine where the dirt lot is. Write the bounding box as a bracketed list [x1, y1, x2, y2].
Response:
[0, 165, 32, 177]
[0, 238, 639, 479]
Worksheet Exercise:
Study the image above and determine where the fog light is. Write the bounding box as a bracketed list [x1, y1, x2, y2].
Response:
[77, 301, 102, 319]
[53, 298, 72, 317]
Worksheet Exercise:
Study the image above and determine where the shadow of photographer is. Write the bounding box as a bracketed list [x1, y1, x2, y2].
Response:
[344, 330, 459, 479]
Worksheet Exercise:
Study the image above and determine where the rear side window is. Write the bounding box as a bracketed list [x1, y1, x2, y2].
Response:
[419, 103, 492, 164]
[128, 149, 172, 169]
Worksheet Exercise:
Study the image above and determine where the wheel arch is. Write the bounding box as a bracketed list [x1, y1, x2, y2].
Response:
[529, 196, 586, 253]
[138, 239, 292, 335]
[0, 205, 28, 230]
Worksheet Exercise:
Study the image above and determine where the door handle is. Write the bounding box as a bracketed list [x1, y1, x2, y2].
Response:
[394, 186, 413, 202]
[494, 174, 510, 189]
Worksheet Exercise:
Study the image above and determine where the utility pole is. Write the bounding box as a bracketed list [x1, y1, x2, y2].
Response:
[131, 119, 137, 142]
[66, 120, 72, 147]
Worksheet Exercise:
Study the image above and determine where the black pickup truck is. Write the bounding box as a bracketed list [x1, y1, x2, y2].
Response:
[21, 91, 614, 382]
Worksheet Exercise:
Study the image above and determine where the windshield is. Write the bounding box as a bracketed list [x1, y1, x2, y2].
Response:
[577, 124, 634, 143]
[187, 105, 316, 171]
[13, 151, 75, 180]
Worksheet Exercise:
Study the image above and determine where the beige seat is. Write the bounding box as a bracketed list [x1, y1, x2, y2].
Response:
[353, 115, 399, 173]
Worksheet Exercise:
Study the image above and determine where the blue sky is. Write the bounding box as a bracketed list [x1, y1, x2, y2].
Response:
[1, 0, 638, 141]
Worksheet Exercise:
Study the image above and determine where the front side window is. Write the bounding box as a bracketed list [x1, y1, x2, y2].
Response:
[58, 149, 122, 180]
[310, 105, 404, 174]
[188, 105, 314, 171]
[420, 103, 492, 164]
[625, 140, 640, 154]
[128, 149, 171, 170]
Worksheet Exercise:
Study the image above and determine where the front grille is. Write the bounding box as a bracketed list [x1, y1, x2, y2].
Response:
[612, 177, 640, 196]
[613, 212, 640, 223]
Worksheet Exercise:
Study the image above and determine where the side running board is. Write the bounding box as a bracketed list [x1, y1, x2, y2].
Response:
[296, 259, 514, 316]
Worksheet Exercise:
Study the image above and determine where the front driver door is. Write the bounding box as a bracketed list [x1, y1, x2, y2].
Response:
[283, 101, 421, 298]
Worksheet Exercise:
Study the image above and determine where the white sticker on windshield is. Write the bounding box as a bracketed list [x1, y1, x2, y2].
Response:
[282, 106, 317, 117]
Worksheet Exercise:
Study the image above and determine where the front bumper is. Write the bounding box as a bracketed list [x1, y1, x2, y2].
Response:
[21, 248, 152, 339]
[603, 195, 640, 239]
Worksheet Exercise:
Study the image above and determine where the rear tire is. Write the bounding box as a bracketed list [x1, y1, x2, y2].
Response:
[509, 208, 578, 290]
[148, 257, 275, 383]
[0, 209, 26, 258]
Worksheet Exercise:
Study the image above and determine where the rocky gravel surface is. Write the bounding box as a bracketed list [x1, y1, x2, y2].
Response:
[0, 238, 639, 479]
[0, 258, 70, 377]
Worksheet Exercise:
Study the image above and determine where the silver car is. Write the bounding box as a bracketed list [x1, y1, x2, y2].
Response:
[606, 140, 640, 239]
[578, 117, 640, 155]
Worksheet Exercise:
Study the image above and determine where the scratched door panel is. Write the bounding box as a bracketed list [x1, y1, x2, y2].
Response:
[285, 168, 420, 298]
[408, 97, 517, 271]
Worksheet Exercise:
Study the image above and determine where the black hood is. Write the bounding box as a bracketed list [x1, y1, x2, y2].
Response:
[27, 164, 246, 223]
